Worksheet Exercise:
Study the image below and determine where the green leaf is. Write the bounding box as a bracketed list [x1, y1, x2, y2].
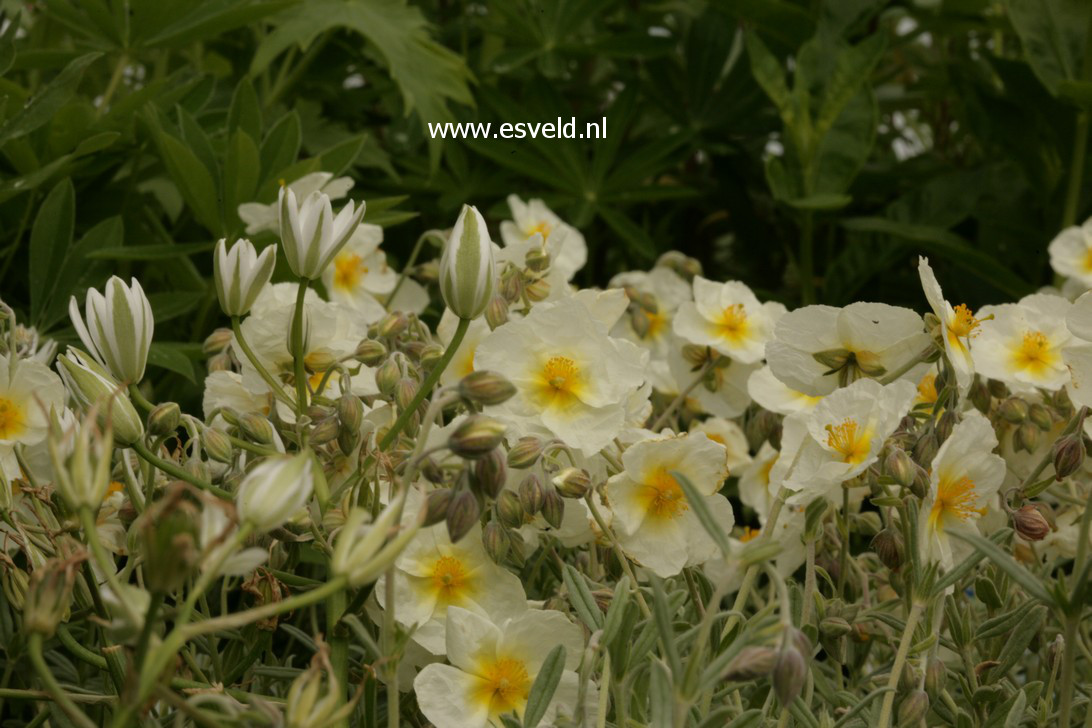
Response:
[224, 130, 262, 224]
[0, 52, 101, 146]
[88, 242, 215, 260]
[40, 216, 123, 331]
[648, 658, 675, 728]
[140, 0, 296, 48]
[597, 207, 656, 262]
[1004, 0, 1091, 100]
[260, 110, 302, 182]
[746, 33, 793, 126]
[146, 342, 197, 382]
[671, 470, 731, 558]
[601, 575, 632, 650]
[947, 530, 1054, 605]
[990, 605, 1047, 678]
[0, 11, 20, 76]
[29, 179, 75, 325]
[147, 291, 204, 323]
[562, 564, 603, 631]
[250, 0, 473, 169]
[147, 116, 223, 235]
[648, 574, 681, 676]
[227, 78, 262, 142]
[522, 644, 565, 728]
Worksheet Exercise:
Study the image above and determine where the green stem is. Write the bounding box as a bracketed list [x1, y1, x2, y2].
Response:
[649, 357, 715, 433]
[291, 279, 311, 415]
[132, 592, 164, 675]
[130, 439, 231, 499]
[231, 316, 296, 407]
[1064, 115, 1091, 229]
[387, 231, 440, 309]
[583, 491, 652, 618]
[876, 601, 925, 728]
[28, 634, 97, 728]
[127, 383, 154, 413]
[799, 211, 816, 304]
[378, 316, 470, 451]
[327, 585, 350, 728]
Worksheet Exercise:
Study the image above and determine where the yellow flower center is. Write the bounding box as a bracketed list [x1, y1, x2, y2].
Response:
[532, 355, 584, 410]
[106, 481, 125, 497]
[457, 345, 477, 378]
[0, 396, 24, 439]
[1011, 331, 1057, 377]
[645, 310, 667, 340]
[641, 468, 689, 521]
[1083, 246, 1092, 273]
[917, 373, 938, 404]
[430, 555, 472, 606]
[714, 304, 749, 343]
[824, 419, 871, 464]
[948, 304, 980, 338]
[526, 221, 552, 239]
[930, 474, 985, 527]
[472, 657, 531, 716]
[333, 253, 368, 290]
[740, 526, 761, 543]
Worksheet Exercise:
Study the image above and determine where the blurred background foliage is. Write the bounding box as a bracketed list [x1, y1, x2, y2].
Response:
[1, 0, 1090, 408]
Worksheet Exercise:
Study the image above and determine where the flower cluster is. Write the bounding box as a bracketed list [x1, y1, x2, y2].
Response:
[2, 180, 1091, 728]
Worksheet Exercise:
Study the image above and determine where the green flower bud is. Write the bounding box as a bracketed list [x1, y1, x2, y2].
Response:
[524, 277, 550, 302]
[482, 521, 509, 563]
[1015, 421, 1040, 453]
[310, 416, 339, 445]
[924, 657, 946, 697]
[897, 690, 929, 726]
[138, 486, 200, 594]
[999, 397, 1029, 424]
[332, 498, 420, 588]
[147, 401, 181, 439]
[24, 557, 79, 637]
[1013, 504, 1051, 541]
[1029, 403, 1054, 430]
[448, 415, 507, 459]
[508, 437, 545, 470]
[773, 644, 808, 706]
[236, 454, 314, 533]
[969, 378, 991, 413]
[203, 427, 234, 464]
[1052, 433, 1085, 480]
[484, 294, 509, 331]
[213, 238, 276, 316]
[337, 394, 364, 434]
[721, 645, 778, 681]
[419, 343, 445, 369]
[203, 327, 234, 357]
[518, 473, 546, 515]
[377, 311, 409, 339]
[68, 275, 154, 383]
[239, 413, 275, 445]
[56, 348, 144, 445]
[553, 467, 591, 499]
[497, 490, 525, 528]
[871, 528, 903, 570]
[541, 487, 565, 529]
[278, 187, 365, 279]
[354, 339, 387, 366]
[439, 204, 496, 319]
[376, 357, 402, 396]
[48, 408, 113, 511]
[459, 370, 517, 406]
[446, 489, 481, 543]
[473, 448, 507, 499]
[885, 448, 915, 489]
[424, 489, 455, 527]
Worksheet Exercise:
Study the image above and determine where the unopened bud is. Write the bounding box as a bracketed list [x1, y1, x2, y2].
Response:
[969, 378, 991, 413]
[376, 357, 401, 395]
[819, 617, 852, 638]
[885, 448, 915, 489]
[541, 487, 565, 529]
[448, 415, 507, 459]
[424, 489, 454, 527]
[1052, 434, 1085, 480]
[418, 343, 445, 369]
[139, 488, 200, 594]
[420, 456, 444, 485]
[1013, 504, 1051, 541]
[911, 432, 938, 467]
[203, 427, 234, 464]
[484, 294, 509, 330]
[910, 463, 929, 499]
[1029, 403, 1054, 431]
[935, 410, 956, 444]
[147, 402, 181, 438]
[501, 271, 523, 303]
[497, 490, 525, 528]
[337, 394, 364, 434]
[999, 397, 1029, 424]
[525, 248, 550, 272]
[773, 644, 807, 706]
[524, 277, 550, 302]
[871, 528, 903, 570]
[745, 409, 780, 450]
[377, 312, 409, 338]
[355, 339, 387, 366]
[553, 467, 591, 498]
[208, 352, 233, 372]
[519, 473, 546, 515]
[239, 412, 274, 445]
[508, 437, 545, 469]
[24, 557, 79, 637]
[482, 521, 509, 562]
[897, 690, 929, 726]
[630, 308, 652, 339]
[446, 489, 481, 543]
[310, 416, 339, 445]
[394, 379, 420, 411]
[721, 646, 778, 681]
[924, 657, 946, 697]
[473, 449, 507, 499]
[1015, 422, 1041, 453]
[459, 370, 516, 406]
[682, 344, 709, 368]
[203, 328, 234, 356]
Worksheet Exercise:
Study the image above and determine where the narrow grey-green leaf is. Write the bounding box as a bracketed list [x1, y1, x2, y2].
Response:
[671, 470, 731, 558]
[948, 530, 1053, 604]
[562, 564, 603, 631]
[522, 644, 565, 728]
[648, 657, 675, 728]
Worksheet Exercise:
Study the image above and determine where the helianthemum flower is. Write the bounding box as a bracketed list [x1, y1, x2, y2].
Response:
[474, 294, 648, 454]
[322, 223, 428, 317]
[605, 432, 733, 577]
[918, 257, 980, 393]
[674, 276, 780, 363]
[213, 238, 276, 317]
[919, 412, 1005, 569]
[765, 302, 930, 396]
[1048, 216, 1092, 289]
[499, 194, 587, 283]
[972, 293, 1072, 392]
[0, 356, 65, 481]
[413, 606, 587, 728]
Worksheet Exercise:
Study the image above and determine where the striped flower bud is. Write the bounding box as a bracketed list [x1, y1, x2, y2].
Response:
[438, 204, 495, 320]
[236, 454, 314, 533]
[68, 275, 154, 383]
[213, 238, 276, 316]
[48, 408, 113, 511]
[331, 497, 420, 587]
[459, 370, 516, 406]
[56, 349, 144, 445]
[446, 489, 481, 543]
[278, 187, 366, 280]
[147, 401, 181, 438]
[448, 415, 507, 459]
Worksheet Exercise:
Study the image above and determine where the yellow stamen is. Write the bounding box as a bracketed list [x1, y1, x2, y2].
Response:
[948, 304, 980, 338]
[824, 419, 871, 464]
[1083, 246, 1092, 273]
[641, 468, 688, 520]
[645, 310, 667, 340]
[334, 253, 368, 290]
[430, 555, 472, 605]
[106, 481, 125, 497]
[526, 221, 552, 239]
[740, 526, 760, 543]
[917, 373, 938, 404]
[930, 474, 985, 527]
[0, 396, 24, 439]
[1011, 331, 1057, 377]
[472, 657, 531, 716]
[714, 303, 749, 343]
[532, 355, 583, 410]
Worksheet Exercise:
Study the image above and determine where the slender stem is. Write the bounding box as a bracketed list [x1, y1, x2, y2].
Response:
[650, 357, 715, 433]
[78, 507, 140, 627]
[28, 634, 97, 728]
[127, 383, 154, 413]
[291, 279, 311, 415]
[97, 53, 128, 117]
[879, 345, 937, 385]
[132, 592, 164, 675]
[231, 316, 296, 407]
[583, 492, 651, 617]
[801, 538, 817, 626]
[876, 601, 925, 728]
[328, 586, 351, 728]
[1064, 112, 1091, 230]
[1021, 407, 1087, 496]
[387, 231, 440, 309]
[131, 439, 230, 499]
[799, 211, 816, 305]
[378, 316, 470, 451]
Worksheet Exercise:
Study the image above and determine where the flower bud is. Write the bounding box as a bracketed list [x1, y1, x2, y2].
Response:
[354, 339, 387, 366]
[203, 328, 233, 357]
[138, 487, 200, 594]
[203, 427, 234, 464]
[376, 356, 402, 395]
[935, 410, 957, 444]
[68, 275, 154, 383]
[525, 247, 550, 272]
[682, 344, 709, 368]
[310, 416, 339, 445]
[524, 277, 550, 302]
[394, 378, 420, 411]
[497, 490, 525, 528]
[332, 498, 420, 587]
[56, 349, 144, 445]
[553, 467, 591, 499]
[239, 413, 275, 445]
[279, 187, 365, 279]
[147, 401, 181, 438]
[999, 397, 1028, 424]
[49, 408, 114, 511]
[446, 489, 481, 543]
[1, 566, 28, 611]
[657, 250, 702, 280]
[285, 653, 347, 728]
[213, 238, 276, 316]
[439, 204, 496, 319]
[773, 644, 808, 706]
[924, 657, 946, 697]
[721, 646, 778, 681]
[911, 431, 938, 467]
[208, 352, 233, 372]
[541, 487, 565, 529]
[24, 557, 79, 637]
[1052, 433, 1085, 480]
[819, 617, 852, 638]
[897, 690, 929, 726]
[236, 454, 314, 533]
[969, 378, 991, 413]
[482, 520, 509, 563]
[508, 437, 545, 470]
[1015, 422, 1041, 454]
[419, 343, 445, 369]
[885, 448, 915, 489]
[424, 488, 455, 527]
[871, 528, 903, 570]
[1029, 403, 1054, 431]
[484, 294, 509, 330]
[337, 393, 364, 434]
[473, 448, 507, 499]
[500, 270, 523, 303]
[459, 370, 516, 406]
[1012, 504, 1051, 541]
[448, 415, 507, 459]
[518, 473, 546, 515]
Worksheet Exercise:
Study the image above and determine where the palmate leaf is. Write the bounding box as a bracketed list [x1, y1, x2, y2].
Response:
[250, 0, 473, 170]
[1004, 0, 1091, 103]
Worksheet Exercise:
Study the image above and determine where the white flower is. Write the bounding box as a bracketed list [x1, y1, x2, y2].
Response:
[437, 311, 492, 388]
[68, 276, 154, 383]
[1063, 291, 1092, 407]
[972, 293, 1072, 392]
[689, 417, 752, 471]
[214, 238, 277, 317]
[1, 356, 65, 481]
[606, 432, 734, 577]
[609, 266, 693, 359]
[440, 205, 496, 320]
[500, 195, 587, 282]
[1048, 217, 1092, 288]
[474, 296, 648, 455]
[236, 453, 313, 533]
[238, 172, 353, 235]
[413, 606, 587, 728]
[674, 277, 779, 363]
[918, 412, 1005, 569]
[278, 186, 365, 279]
[747, 366, 823, 415]
[918, 257, 980, 393]
[771, 378, 916, 505]
[737, 442, 779, 518]
[765, 302, 930, 396]
[199, 503, 267, 577]
[322, 223, 425, 318]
